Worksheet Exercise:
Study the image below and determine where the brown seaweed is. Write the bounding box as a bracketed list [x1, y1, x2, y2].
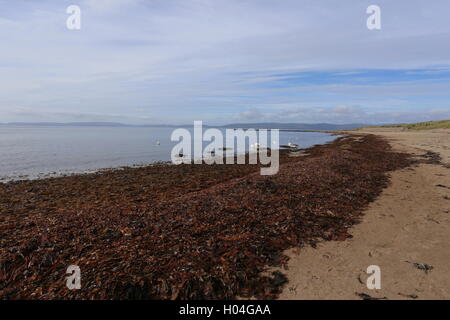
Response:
[0, 134, 411, 299]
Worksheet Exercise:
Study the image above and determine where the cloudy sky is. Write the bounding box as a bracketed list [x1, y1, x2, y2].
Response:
[1, 0, 450, 125]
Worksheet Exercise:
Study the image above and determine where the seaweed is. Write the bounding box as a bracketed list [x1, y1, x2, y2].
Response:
[0, 135, 411, 299]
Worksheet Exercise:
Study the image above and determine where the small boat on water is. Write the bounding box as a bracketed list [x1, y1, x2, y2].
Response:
[288, 142, 299, 148]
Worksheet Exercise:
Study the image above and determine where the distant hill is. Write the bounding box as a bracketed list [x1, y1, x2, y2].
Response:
[359, 120, 450, 130]
[0, 122, 367, 130]
[220, 123, 366, 130]
[0, 122, 130, 127]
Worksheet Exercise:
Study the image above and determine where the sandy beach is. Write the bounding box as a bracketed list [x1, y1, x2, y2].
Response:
[279, 128, 450, 300]
[1, 128, 448, 300]
[2, 0, 450, 307]
[1, 133, 412, 299]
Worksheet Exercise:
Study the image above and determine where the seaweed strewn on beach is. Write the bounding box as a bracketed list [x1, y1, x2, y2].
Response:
[0, 134, 411, 299]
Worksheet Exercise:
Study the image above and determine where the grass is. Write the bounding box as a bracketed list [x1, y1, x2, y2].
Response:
[358, 120, 450, 131]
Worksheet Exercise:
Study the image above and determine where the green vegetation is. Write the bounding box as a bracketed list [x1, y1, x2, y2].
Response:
[359, 120, 450, 130]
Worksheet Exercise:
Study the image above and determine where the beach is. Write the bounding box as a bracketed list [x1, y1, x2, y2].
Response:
[0, 132, 411, 299]
[2, 0, 450, 306]
[0, 126, 335, 182]
[279, 128, 450, 300]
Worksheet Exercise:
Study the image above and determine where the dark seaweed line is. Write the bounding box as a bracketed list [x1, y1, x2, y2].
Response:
[0, 134, 411, 299]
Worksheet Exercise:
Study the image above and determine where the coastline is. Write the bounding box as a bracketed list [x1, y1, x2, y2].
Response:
[0, 161, 174, 184]
[0, 133, 412, 299]
[0, 129, 337, 183]
[279, 128, 450, 300]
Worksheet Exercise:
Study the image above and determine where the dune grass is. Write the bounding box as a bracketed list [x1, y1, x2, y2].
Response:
[359, 120, 450, 130]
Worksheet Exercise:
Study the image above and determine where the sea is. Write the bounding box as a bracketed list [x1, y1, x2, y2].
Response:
[0, 126, 338, 181]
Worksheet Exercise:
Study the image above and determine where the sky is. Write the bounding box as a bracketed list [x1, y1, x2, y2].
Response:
[1, 0, 450, 125]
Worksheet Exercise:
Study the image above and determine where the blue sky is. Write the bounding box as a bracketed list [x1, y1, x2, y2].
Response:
[1, 0, 450, 124]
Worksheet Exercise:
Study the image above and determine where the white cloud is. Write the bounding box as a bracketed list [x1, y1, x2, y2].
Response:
[0, 0, 450, 123]
[82, 0, 142, 12]
[231, 105, 450, 124]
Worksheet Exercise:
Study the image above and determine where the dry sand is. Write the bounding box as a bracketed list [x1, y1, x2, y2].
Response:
[278, 128, 450, 300]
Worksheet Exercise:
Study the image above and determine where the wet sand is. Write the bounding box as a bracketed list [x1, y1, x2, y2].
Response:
[279, 128, 450, 300]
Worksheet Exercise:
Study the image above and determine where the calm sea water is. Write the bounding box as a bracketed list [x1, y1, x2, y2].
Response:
[0, 126, 337, 181]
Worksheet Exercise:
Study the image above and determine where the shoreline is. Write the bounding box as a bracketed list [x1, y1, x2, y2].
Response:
[0, 133, 411, 299]
[0, 161, 174, 184]
[278, 128, 450, 300]
[0, 130, 339, 183]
